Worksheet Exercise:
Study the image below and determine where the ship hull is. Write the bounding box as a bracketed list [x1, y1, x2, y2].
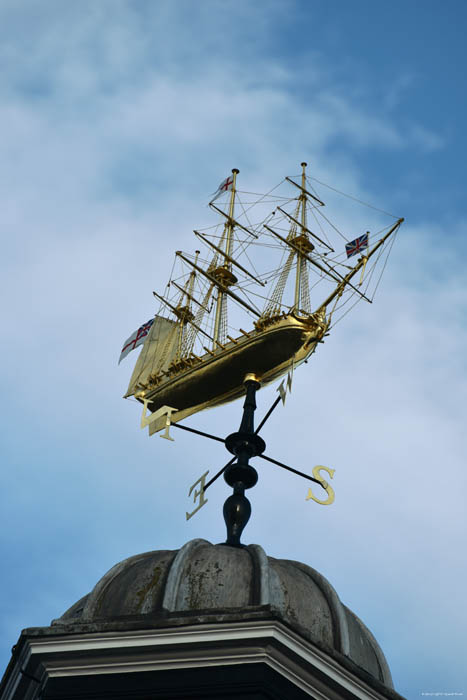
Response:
[139, 314, 326, 434]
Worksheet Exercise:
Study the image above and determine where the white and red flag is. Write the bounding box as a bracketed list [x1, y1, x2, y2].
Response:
[209, 174, 234, 204]
[118, 319, 154, 364]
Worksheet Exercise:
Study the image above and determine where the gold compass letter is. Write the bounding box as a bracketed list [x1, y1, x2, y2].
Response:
[306, 465, 335, 505]
[186, 470, 209, 521]
[140, 400, 178, 441]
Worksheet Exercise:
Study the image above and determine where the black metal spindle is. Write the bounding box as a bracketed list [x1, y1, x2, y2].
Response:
[223, 375, 265, 547]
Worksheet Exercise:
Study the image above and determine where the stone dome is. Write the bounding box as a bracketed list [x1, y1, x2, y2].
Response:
[55, 538, 393, 689]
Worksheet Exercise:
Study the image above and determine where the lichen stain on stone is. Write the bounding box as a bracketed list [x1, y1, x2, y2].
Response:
[135, 565, 162, 612]
[279, 581, 298, 623]
[285, 602, 299, 623]
[185, 560, 224, 610]
[185, 563, 206, 610]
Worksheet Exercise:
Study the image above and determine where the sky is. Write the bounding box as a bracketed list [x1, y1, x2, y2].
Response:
[1, 1, 466, 697]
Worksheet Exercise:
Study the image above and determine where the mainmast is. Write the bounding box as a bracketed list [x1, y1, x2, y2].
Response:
[212, 168, 239, 349]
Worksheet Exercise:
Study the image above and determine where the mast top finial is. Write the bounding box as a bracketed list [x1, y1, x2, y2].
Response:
[301, 162, 307, 168]
[232, 168, 240, 174]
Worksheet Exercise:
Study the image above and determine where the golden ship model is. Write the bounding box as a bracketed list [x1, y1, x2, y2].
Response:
[120, 163, 403, 435]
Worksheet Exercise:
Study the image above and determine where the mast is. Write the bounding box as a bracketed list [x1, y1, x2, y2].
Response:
[294, 162, 307, 309]
[160, 251, 201, 360]
[177, 251, 198, 357]
[176, 251, 260, 318]
[212, 168, 239, 349]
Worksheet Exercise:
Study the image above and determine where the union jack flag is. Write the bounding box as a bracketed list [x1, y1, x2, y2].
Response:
[119, 319, 154, 364]
[345, 232, 369, 258]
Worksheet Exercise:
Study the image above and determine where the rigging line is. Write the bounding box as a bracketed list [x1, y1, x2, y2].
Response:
[313, 206, 348, 242]
[331, 298, 361, 327]
[209, 203, 259, 240]
[323, 222, 397, 266]
[235, 178, 289, 217]
[176, 252, 262, 317]
[208, 226, 272, 245]
[285, 177, 326, 206]
[336, 260, 376, 310]
[239, 262, 287, 284]
[333, 281, 371, 324]
[307, 179, 327, 201]
[171, 280, 211, 312]
[309, 205, 333, 248]
[373, 222, 398, 237]
[211, 179, 288, 223]
[229, 230, 275, 245]
[152, 291, 214, 342]
[316, 255, 374, 304]
[228, 281, 270, 313]
[238, 190, 291, 200]
[230, 226, 266, 279]
[276, 206, 334, 252]
[329, 243, 390, 325]
[244, 274, 322, 305]
[309, 176, 400, 219]
[244, 293, 289, 311]
[239, 270, 288, 292]
[356, 234, 391, 299]
[264, 224, 342, 285]
[327, 279, 367, 328]
[364, 246, 386, 297]
[194, 231, 265, 286]
[168, 253, 177, 284]
[238, 242, 264, 281]
[370, 230, 398, 299]
[328, 259, 378, 318]
[236, 197, 264, 236]
[242, 282, 286, 301]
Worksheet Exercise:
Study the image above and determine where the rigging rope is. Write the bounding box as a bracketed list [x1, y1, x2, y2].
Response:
[309, 176, 400, 219]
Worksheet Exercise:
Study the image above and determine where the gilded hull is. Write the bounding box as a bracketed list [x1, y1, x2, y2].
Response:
[138, 313, 327, 434]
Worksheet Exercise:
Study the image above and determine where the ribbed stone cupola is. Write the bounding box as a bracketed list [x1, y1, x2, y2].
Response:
[55, 538, 393, 689]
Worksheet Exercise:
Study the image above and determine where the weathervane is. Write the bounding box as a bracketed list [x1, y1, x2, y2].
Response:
[120, 164, 402, 545]
[166, 370, 335, 547]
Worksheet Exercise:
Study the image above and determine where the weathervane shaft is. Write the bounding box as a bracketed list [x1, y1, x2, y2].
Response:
[223, 374, 265, 547]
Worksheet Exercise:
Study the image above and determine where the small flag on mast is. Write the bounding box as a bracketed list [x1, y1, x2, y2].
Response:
[209, 175, 234, 204]
[345, 232, 369, 258]
[119, 319, 154, 364]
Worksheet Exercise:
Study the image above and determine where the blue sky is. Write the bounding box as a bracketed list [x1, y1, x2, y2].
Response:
[1, 2, 466, 698]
